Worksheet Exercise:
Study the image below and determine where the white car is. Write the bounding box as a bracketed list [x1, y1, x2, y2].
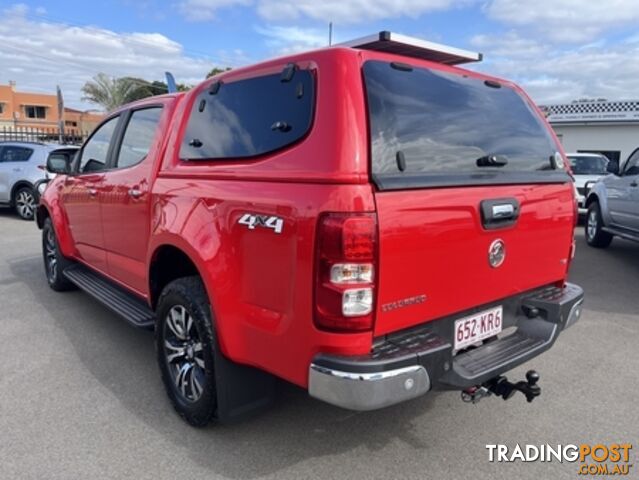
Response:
[0, 142, 78, 220]
[567, 153, 610, 214]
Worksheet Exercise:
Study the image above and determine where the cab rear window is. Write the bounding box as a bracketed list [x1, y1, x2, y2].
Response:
[180, 70, 314, 161]
[363, 61, 566, 190]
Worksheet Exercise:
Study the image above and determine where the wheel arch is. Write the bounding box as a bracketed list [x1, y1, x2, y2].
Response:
[10, 180, 35, 206]
[585, 193, 599, 208]
[36, 200, 76, 258]
[148, 244, 205, 311]
[35, 204, 50, 229]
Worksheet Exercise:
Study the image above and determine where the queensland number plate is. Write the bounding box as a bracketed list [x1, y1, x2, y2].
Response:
[454, 306, 503, 350]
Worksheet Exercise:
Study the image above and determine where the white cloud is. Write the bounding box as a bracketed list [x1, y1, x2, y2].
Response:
[485, 0, 639, 42]
[468, 32, 639, 104]
[0, 4, 243, 109]
[179, 0, 470, 23]
[471, 31, 549, 58]
[255, 25, 331, 55]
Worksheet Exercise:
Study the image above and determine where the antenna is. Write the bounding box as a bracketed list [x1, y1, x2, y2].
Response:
[165, 72, 177, 93]
[328, 22, 333, 46]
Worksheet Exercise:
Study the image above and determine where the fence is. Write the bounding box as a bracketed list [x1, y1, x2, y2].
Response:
[0, 126, 89, 145]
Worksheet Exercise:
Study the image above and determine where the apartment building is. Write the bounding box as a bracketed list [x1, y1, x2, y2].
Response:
[0, 81, 103, 133]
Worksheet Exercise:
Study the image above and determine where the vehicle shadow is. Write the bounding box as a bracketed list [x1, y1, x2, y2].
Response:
[570, 231, 639, 316]
[9, 254, 437, 479]
[0, 206, 18, 218]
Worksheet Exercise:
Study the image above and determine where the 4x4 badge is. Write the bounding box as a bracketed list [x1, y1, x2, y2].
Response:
[488, 239, 506, 268]
[238, 213, 284, 234]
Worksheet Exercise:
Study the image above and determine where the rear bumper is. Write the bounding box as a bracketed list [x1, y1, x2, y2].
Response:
[309, 283, 584, 411]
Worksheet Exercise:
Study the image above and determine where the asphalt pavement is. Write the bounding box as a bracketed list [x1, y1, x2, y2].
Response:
[0, 209, 637, 480]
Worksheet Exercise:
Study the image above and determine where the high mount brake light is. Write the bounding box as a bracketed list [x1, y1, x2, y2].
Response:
[314, 213, 377, 332]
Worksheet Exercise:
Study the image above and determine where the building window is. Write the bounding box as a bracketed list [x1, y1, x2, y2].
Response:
[65, 120, 78, 127]
[0, 103, 4, 114]
[25, 105, 46, 119]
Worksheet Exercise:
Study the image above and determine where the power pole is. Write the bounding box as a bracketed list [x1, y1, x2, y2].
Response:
[329, 22, 333, 46]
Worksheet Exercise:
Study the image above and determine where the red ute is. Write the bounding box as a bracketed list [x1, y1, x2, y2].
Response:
[37, 32, 584, 426]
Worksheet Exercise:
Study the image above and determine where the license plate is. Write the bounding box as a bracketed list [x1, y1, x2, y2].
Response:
[454, 306, 503, 350]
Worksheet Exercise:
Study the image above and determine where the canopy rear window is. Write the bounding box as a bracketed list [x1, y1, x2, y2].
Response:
[363, 61, 567, 190]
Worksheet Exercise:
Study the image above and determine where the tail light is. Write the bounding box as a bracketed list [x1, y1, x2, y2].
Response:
[314, 213, 377, 332]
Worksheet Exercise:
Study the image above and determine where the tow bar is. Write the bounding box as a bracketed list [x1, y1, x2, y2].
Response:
[461, 370, 541, 404]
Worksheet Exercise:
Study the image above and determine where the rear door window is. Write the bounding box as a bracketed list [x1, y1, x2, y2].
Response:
[363, 61, 565, 189]
[115, 107, 163, 169]
[180, 69, 314, 160]
[0, 146, 34, 162]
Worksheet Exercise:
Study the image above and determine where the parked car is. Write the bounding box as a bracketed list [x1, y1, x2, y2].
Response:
[0, 142, 78, 220]
[567, 153, 610, 214]
[585, 147, 639, 247]
[36, 32, 583, 426]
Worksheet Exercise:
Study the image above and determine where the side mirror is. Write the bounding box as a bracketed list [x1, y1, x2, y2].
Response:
[46, 153, 72, 174]
[606, 158, 619, 175]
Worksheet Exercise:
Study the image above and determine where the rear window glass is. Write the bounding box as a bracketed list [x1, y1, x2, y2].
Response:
[180, 70, 314, 160]
[568, 155, 608, 175]
[364, 61, 561, 187]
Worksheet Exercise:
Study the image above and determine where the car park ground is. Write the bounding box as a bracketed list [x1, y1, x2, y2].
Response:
[0, 209, 637, 480]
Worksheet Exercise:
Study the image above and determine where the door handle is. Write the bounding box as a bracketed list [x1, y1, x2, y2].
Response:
[128, 188, 142, 199]
[480, 198, 520, 229]
[12, 168, 22, 172]
[631, 181, 638, 187]
[87, 188, 97, 197]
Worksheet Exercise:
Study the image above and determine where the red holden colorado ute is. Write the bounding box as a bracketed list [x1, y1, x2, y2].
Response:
[37, 32, 584, 426]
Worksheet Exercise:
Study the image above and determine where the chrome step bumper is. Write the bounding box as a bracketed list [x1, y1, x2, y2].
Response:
[309, 283, 584, 411]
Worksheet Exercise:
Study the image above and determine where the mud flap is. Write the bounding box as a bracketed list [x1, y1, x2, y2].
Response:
[214, 348, 276, 423]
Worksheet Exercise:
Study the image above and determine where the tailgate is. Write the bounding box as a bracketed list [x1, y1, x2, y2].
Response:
[362, 59, 575, 336]
[374, 183, 574, 335]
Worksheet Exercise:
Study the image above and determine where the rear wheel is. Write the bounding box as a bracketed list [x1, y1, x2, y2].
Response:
[585, 202, 613, 248]
[156, 277, 218, 427]
[42, 217, 75, 291]
[14, 186, 36, 220]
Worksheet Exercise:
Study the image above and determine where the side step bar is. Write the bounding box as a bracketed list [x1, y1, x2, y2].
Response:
[63, 264, 155, 329]
[602, 226, 639, 242]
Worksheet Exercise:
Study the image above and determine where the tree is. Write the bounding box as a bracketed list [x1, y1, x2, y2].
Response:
[148, 80, 191, 93]
[206, 67, 232, 79]
[81, 74, 191, 110]
[81, 73, 151, 110]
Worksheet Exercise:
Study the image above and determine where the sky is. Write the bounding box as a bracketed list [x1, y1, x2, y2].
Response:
[1, 0, 638, 109]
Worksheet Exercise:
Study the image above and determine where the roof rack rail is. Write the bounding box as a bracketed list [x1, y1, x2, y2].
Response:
[336, 31, 482, 66]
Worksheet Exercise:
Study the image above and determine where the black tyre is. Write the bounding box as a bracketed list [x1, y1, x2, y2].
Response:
[585, 201, 613, 248]
[156, 277, 217, 427]
[14, 186, 36, 220]
[42, 217, 76, 291]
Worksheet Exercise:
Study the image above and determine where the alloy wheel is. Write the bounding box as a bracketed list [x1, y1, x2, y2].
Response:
[587, 210, 597, 240]
[163, 305, 206, 402]
[16, 190, 35, 219]
[44, 228, 58, 283]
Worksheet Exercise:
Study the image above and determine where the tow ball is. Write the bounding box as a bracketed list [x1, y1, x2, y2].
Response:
[461, 370, 541, 404]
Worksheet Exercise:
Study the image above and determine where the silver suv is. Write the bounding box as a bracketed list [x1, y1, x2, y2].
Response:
[585, 147, 639, 247]
[567, 153, 610, 214]
[0, 142, 78, 220]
